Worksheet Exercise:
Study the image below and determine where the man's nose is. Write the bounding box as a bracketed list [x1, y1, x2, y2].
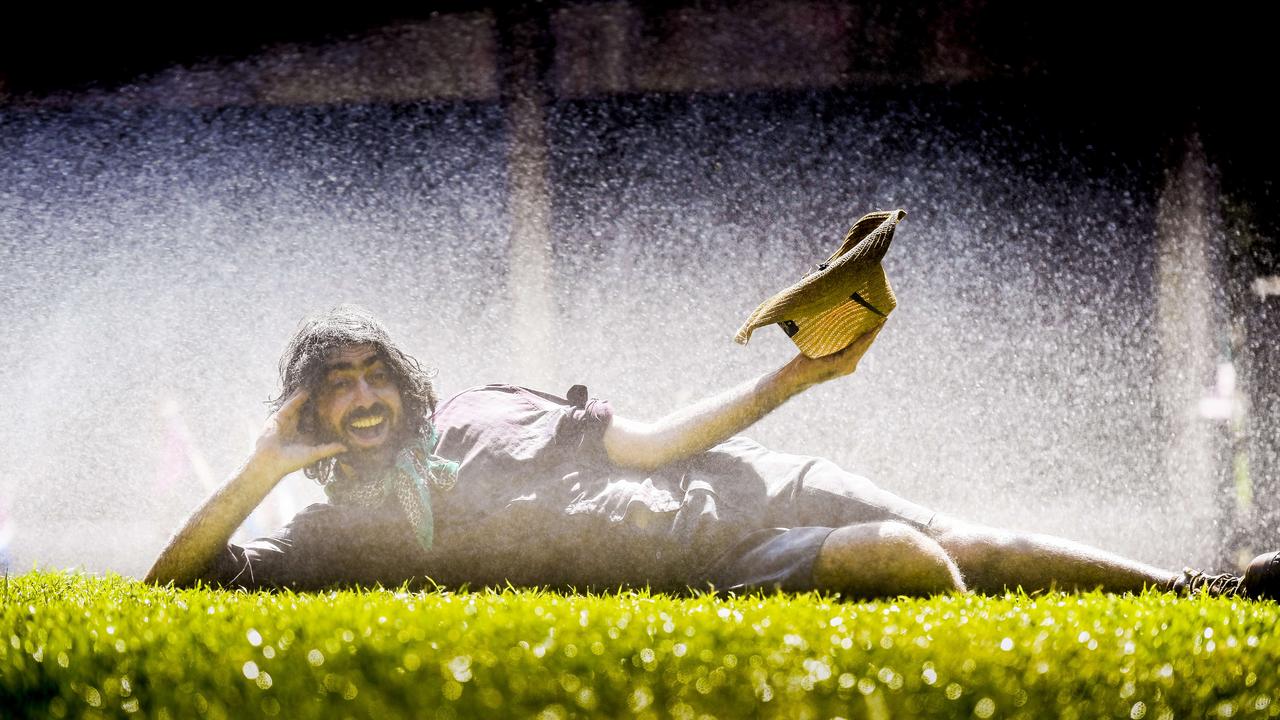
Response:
[352, 377, 378, 404]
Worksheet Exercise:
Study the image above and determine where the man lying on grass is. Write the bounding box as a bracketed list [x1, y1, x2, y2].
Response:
[146, 305, 1280, 600]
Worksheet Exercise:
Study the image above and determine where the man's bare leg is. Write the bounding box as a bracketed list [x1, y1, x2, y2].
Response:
[926, 513, 1179, 595]
[813, 522, 967, 598]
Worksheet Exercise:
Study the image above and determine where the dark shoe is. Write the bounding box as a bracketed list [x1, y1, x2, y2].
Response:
[1164, 567, 1244, 598]
[1243, 551, 1280, 601]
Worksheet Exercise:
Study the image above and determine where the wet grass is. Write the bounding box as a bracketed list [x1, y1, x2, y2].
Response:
[2, 571, 1278, 719]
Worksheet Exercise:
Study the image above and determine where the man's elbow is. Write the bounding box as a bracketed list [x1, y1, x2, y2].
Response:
[603, 418, 671, 471]
[613, 451, 670, 473]
[142, 561, 183, 587]
[143, 553, 212, 589]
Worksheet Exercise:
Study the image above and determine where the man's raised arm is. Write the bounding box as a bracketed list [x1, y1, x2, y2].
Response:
[143, 390, 346, 586]
[603, 324, 883, 471]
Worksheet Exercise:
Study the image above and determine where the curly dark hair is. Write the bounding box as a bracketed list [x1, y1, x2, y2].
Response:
[270, 304, 439, 482]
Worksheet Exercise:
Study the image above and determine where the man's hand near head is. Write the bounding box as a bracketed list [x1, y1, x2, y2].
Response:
[603, 322, 885, 471]
[143, 389, 347, 587]
[251, 389, 349, 481]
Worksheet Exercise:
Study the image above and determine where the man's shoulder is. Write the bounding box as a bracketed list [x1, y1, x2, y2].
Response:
[440, 384, 534, 403]
[435, 384, 589, 418]
[431, 383, 611, 443]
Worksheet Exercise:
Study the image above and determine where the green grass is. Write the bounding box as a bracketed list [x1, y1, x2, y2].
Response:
[2, 572, 1278, 719]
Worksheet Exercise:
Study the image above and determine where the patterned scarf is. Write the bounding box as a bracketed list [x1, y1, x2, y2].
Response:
[321, 423, 459, 552]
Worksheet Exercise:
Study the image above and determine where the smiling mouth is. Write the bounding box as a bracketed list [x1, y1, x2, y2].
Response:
[347, 414, 389, 443]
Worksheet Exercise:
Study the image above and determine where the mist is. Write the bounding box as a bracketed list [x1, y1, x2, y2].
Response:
[1, 7, 1270, 578]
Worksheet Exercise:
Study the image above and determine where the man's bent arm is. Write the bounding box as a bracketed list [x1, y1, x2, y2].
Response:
[144, 390, 345, 586]
[144, 463, 286, 586]
[604, 324, 883, 471]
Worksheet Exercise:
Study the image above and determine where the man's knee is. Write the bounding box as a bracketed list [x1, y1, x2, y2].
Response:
[930, 515, 1031, 572]
[813, 521, 966, 598]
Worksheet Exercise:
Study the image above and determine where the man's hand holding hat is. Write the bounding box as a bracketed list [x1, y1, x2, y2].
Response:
[782, 321, 885, 388]
[736, 209, 905, 360]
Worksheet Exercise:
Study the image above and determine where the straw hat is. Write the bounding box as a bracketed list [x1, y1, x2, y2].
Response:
[735, 209, 906, 358]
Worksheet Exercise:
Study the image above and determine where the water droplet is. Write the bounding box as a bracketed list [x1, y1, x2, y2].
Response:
[628, 686, 654, 711]
[247, 629, 262, 647]
[243, 661, 260, 679]
[804, 658, 831, 682]
[448, 655, 473, 682]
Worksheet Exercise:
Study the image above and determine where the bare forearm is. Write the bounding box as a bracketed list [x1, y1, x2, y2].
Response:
[143, 462, 280, 586]
[145, 388, 347, 586]
[605, 324, 885, 470]
[606, 356, 819, 470]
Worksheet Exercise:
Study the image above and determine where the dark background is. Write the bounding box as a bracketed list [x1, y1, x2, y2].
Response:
[3, 3, 1275, 263]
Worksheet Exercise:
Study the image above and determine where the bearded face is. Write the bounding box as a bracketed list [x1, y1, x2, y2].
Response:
[311, 343, 408, 473]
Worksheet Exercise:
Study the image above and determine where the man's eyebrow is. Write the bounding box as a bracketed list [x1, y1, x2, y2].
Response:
[323, 355, 383, 374]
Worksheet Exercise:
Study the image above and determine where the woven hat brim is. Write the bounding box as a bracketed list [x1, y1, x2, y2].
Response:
[735, 209, 905, 352]
[789, 266, 896, 358]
